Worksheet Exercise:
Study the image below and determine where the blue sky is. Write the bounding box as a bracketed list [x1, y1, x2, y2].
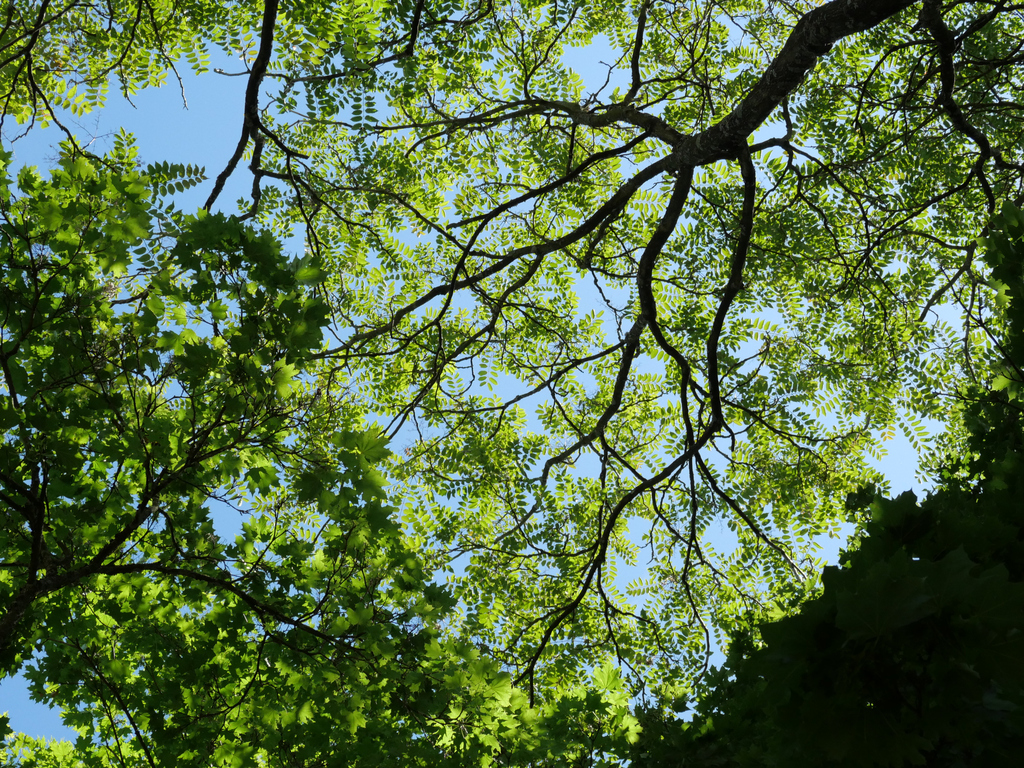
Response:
[5, 55, 251, 212]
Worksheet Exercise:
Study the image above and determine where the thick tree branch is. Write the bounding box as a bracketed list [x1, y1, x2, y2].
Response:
[706, 149, 756, 428]
[205, 0, 280, 210]
[678, 0, 918, 164]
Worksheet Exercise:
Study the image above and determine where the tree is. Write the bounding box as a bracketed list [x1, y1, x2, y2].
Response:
[3, 0, 1024, 763]
[219, 0, 1022, 700]
[630, 201, 1024, 768]
[0, 144, 451, 764]
[0, 143, 641, 767]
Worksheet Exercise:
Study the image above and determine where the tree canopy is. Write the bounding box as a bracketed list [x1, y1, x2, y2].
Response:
[633, 200, 1024, 767]
[2, 0, 1024, 765]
